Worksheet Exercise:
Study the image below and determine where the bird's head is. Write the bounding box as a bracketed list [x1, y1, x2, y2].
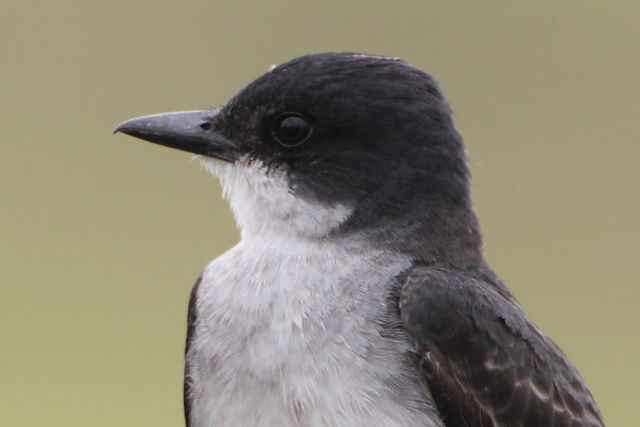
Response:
[116, 53, 481, 264]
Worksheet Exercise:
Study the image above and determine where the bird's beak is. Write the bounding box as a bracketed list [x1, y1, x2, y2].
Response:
[114, 110, 240, 162]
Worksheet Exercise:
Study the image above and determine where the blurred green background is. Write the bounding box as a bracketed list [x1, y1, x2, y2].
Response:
[2, 1, 638, 426]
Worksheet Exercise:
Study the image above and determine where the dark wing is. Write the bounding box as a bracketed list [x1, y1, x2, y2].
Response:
[184, 275, 202, 427]
[399, 267, 604, 427]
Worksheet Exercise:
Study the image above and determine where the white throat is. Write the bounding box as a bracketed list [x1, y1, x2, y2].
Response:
[199, 156, 353, 240]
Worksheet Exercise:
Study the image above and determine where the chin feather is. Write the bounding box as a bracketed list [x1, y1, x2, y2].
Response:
[198, 156, 353, 239]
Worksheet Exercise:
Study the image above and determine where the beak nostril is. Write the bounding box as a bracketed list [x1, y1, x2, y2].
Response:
[200, 122, 212, 131]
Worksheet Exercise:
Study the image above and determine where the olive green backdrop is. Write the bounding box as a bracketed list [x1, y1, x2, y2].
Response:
[2, 1, 638, 426]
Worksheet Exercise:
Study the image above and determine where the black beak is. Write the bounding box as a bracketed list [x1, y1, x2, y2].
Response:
[114, 110, 240, 162]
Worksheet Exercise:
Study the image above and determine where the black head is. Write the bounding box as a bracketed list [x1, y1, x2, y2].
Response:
[116, 53, 484, 268]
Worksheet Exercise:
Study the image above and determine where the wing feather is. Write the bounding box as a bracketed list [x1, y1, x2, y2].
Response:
[399, 267, 603, 427]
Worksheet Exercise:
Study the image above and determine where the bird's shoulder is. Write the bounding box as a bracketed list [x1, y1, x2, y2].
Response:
[184, 274, 202, 427]
[398, 266, 604, 427]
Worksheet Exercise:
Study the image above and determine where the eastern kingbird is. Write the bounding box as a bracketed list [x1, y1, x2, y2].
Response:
[116, 53, 604, 427]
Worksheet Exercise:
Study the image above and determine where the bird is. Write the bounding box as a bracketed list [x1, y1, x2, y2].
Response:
[115, 52, 604, 427]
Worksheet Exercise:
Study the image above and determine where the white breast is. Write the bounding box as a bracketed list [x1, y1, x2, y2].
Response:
[186, 235, 441, 427]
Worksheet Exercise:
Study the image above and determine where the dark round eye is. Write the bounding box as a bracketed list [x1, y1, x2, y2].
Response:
[273, 113, 312, 147]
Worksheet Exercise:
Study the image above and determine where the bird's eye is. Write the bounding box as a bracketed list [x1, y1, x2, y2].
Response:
[273, 113, 312, 147]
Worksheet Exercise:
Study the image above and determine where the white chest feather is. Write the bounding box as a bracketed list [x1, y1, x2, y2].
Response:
[187, 237, 440, 427]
